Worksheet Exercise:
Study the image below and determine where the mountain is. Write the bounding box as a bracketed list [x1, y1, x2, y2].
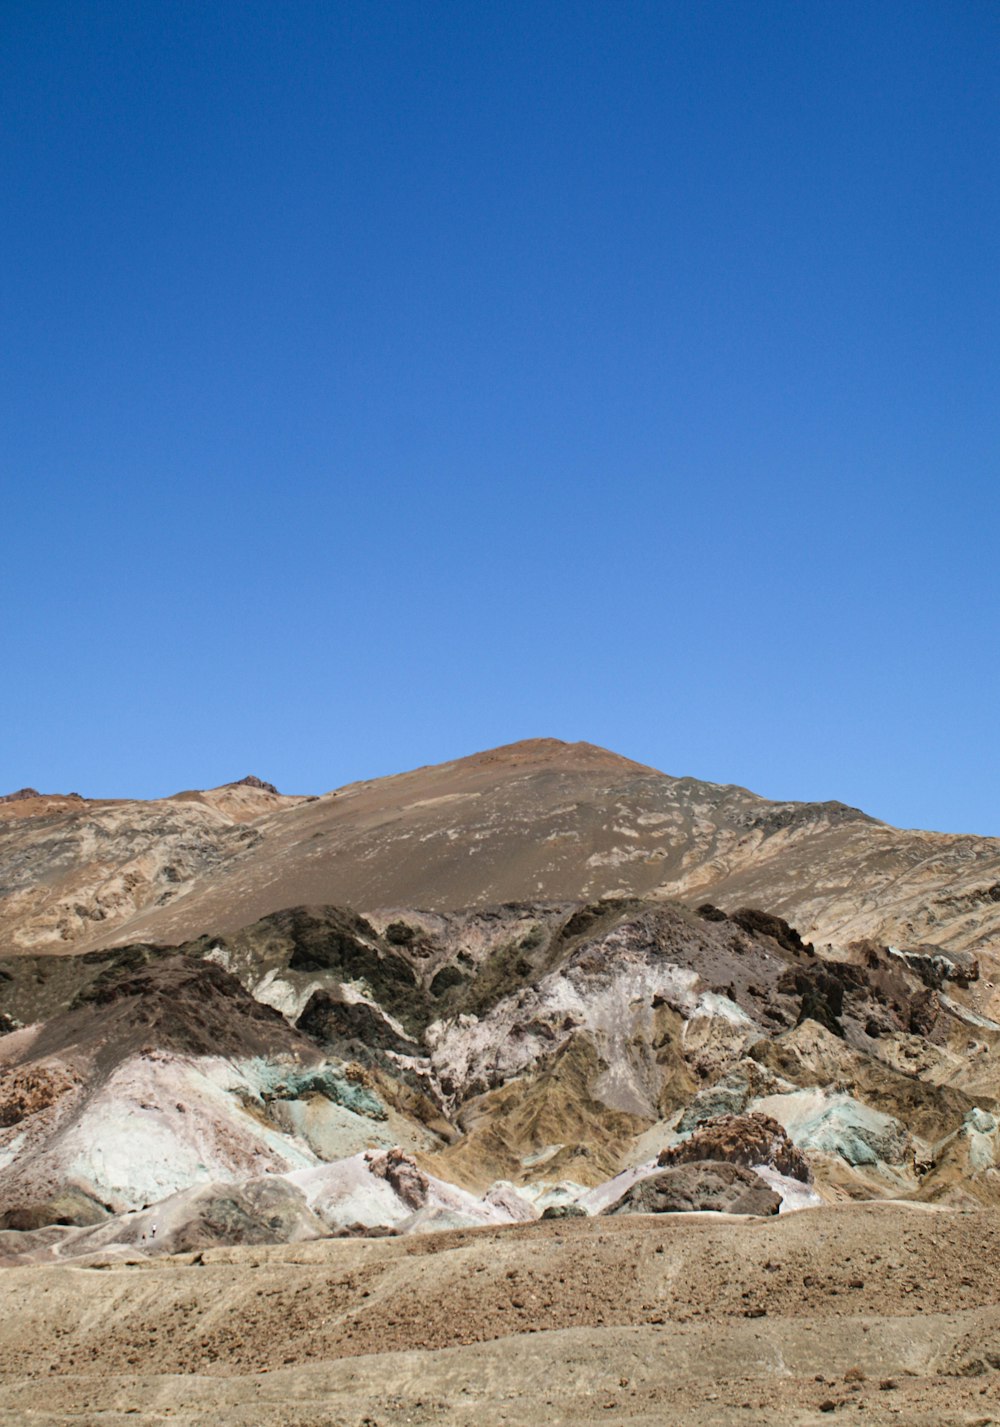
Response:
[4, 739, 1000, 1421]
[4, 739, 1000, 974]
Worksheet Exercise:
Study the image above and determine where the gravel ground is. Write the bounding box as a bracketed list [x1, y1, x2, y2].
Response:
[2, 1202, 1000, 1425]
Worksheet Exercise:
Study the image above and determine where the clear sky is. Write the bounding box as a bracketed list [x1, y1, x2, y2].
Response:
[2, 1, 997, 833]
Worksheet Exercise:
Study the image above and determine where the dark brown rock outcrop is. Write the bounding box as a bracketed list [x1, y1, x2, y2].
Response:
[228, 775, 279, 795]
[0, 1064, 81, 1127]
[731, 908, 814, 956]
[605, 1161, 781, 1216]
[365, 1148, 429, 1210]
[26, 955, 308, 1067]
[0, 1185, 108, 1232]
[296, 989, 422, 1057]
[659, 1112, 812, 1183]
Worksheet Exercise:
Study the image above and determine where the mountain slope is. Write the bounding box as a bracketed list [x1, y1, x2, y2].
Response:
[5, 887, 1000, 1261]
[4, 741, 1000, 1412]
[3, 740, 999, 975]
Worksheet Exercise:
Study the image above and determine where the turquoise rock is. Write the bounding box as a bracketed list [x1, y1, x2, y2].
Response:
[246, 1059, 387, 1120]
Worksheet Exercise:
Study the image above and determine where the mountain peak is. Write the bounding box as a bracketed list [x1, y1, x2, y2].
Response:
[458, 737, 656, 774]
[225, 775, 280, 795]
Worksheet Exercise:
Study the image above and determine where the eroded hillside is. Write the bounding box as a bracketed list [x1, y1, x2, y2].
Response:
[2, 889, 1000, 1264]
[4, 741, 1000, 973]
[4, 742, 1000, 1424]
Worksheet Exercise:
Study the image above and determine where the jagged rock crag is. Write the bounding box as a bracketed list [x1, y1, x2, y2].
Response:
[659, 1113, 813, 1183]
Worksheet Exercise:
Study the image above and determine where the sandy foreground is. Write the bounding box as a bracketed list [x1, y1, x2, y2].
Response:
[1, 1203, 999, 1427]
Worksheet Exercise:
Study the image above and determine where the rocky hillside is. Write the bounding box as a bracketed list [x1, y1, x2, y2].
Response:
[3, 741, 1000, 974]
[2, 740, 1000, 1264]
[0, 776, 308, 957]
[2, 886, 1000, 1263]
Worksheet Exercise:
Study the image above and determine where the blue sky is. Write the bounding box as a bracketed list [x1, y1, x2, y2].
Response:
[2, 1, 997, 833]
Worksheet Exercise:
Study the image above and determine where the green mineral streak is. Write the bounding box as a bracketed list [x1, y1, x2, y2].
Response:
[964, 1107, 998, 1171]
[790, 1098, 908, 1168]
[246, 1059, 387, 1120]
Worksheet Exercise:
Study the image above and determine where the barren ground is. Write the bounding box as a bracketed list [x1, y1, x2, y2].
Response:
[2, 1203, 1000, 1426]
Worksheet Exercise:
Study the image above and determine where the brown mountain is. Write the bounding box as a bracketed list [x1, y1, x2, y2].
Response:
[5, 736, 1000, 1422]
[3, 738, 999, 980]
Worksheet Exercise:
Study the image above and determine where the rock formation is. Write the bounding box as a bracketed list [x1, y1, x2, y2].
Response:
[1, 739, 1000, 1263]
[606, 1161, 782, 1216]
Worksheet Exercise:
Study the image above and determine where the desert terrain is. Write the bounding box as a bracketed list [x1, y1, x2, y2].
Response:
[3, 1206, 1000, 1425]
[2, 742, 1000, 1424]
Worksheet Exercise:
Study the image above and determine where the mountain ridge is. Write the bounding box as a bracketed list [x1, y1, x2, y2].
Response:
[2, 738, 998, 976]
